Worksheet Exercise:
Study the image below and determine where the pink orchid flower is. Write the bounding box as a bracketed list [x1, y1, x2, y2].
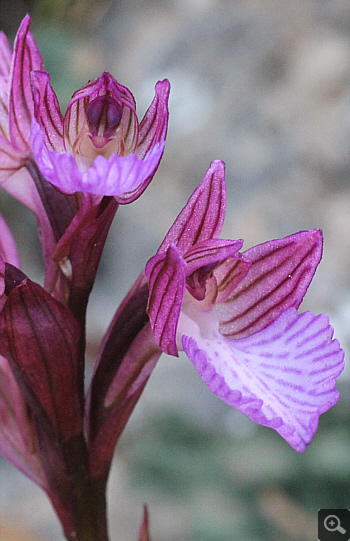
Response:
[145, 160, 344, 452]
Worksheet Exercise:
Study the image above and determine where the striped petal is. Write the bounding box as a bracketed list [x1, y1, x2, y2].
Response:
[146, 244, 186, 356]
[182, 307, 344, 452]
[31, 70, 64, 152]
[136, 79, 170, 159]
[0, 32, 12, 77]
[9, 15, 44, 152]
[217, 229, 323, 339]
[185, 238, 243, 277]
[159, 160, 226, 255]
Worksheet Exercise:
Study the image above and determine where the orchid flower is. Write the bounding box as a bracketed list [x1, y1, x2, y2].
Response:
[145, 161, 344, 452]
[31, 70, 170, 202]
[29, 63, 169, 301]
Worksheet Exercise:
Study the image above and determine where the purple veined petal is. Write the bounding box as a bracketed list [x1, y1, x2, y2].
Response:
[159, 160, 227, 256]
[136, 79, 170, 159]
[9, 15, 44, 152]
[64, 72, 138, 154]
[0, 355, 48, 489]
[0, 32, 12, 77]
[0, 212, 20, 268]
[217, 229, 323, 339]
[182, 307, 344, 452]
[146, 244, 187, 356]
[185, 238, 243, 277]
[31, 70, 64, 152]
[214, 253, 252, 303]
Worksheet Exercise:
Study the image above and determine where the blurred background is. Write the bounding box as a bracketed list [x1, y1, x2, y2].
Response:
[0, 1, 349, 540]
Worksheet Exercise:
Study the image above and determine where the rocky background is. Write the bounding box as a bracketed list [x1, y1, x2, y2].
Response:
[0, 1, 349, 540]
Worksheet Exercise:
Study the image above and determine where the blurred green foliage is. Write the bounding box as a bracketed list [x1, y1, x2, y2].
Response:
[0, 0, 114, 34]
[124, 392, 350, 541]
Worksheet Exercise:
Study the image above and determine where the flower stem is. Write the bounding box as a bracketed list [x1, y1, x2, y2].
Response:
[67, 284, 91, 414]
[61, 435, 110, 541]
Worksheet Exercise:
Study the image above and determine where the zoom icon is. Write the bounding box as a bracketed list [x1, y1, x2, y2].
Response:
[319, 509, 350, 540]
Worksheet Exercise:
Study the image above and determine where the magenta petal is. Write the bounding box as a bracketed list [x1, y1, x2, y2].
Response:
[146, 244, 187, 356]
[137, 79, 170, 159]
[9, 15, 44, 152]
[89, 144, 165, 196]
[217, 229, 323, 339]
[182, 307, 344, 452]
[215, 254, 252, 303]
[159, 160, 227, 255]
[31, 70, 64, 152]
[185, 238, 243, 276]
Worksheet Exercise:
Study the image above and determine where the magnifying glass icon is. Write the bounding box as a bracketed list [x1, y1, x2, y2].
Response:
[324, 515, 346, 534]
